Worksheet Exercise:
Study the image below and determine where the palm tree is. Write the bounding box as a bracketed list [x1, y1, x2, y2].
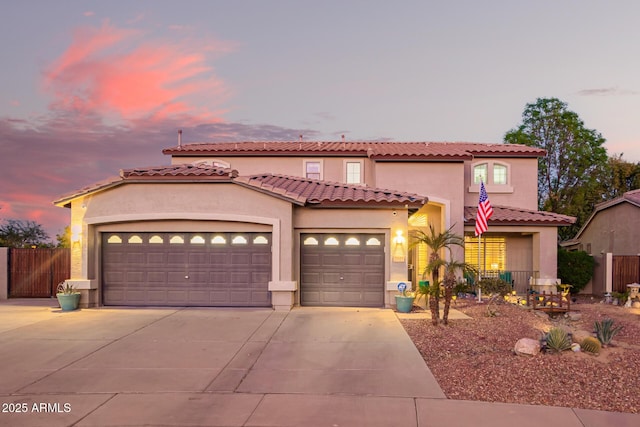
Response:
[410, 223, 465, 326]
[440, 259, 475, 324]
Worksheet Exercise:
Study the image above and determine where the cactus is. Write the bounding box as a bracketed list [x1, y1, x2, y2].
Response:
[594, 318, 623, 347]
[581, 336, 601, 355]
[544, 327, 572, 353]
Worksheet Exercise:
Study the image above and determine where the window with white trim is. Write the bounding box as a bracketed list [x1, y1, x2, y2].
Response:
[470, 161, 511, 190]
[304, 160, 322, 180]
[493, 164, 507, 185]
[345, 161, 362, 184]
[473, 163, 488, 184]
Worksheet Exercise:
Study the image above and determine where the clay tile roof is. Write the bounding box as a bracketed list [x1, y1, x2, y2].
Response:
[234, 173, 427, 207]
[464, 205, 575, 226]
[54, 164, 237, 206]
[121, 164, 238, 179]
[162, 141, 545, 160]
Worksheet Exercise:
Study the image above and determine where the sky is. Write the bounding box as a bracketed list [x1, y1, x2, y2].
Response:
[2, 0, 640, 240]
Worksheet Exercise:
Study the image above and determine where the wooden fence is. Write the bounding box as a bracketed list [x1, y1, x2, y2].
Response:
[612, 255, 640, 293]
[9, 248, 70, 297]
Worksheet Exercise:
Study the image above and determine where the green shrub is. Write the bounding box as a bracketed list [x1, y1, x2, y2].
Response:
[581, 337, 601, 355]
[477, 277, 511, 296]
[611, 291, 629, 305]
[594, 318, 623, 347]
[453, 281, 471, 295]
[557, 249, 594, 294]
[544, 327, 572, 353]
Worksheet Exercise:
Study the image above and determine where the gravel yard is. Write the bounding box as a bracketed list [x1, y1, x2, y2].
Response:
[400, 297, 640, 414]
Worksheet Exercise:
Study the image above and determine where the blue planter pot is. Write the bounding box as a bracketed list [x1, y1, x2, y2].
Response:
[57, 293, 81, 311]
[395, 295, 415, 313]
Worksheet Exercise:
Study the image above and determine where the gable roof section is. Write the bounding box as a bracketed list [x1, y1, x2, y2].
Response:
[234, 173, 427, 207]
[464, 205, 575, 227]
[54, 164, 238, 207]
[569, 188, 640, 241]
[54, 165, 427, 209]
[162, 141, 545, 160]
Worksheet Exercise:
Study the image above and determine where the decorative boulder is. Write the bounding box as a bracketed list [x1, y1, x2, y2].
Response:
[514, 338, 541, 356]
[633, 301, 640, 309]
[566, 312, 582, 321]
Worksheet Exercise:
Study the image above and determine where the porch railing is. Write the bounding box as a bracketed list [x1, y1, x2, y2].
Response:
[467, 270, 539, 295]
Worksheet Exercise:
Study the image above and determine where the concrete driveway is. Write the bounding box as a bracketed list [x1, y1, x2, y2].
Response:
[1, 300, 638, 427]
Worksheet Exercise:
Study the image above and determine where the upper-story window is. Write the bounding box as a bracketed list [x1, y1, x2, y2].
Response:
[193, 159, 230, 168]
[472, 162, 509, 185]
[493, 164, 507, 185]
[304, 160, 323, 180]
[345, 161, 363, 184]
[470, 161, 512, 193]
[473, 164, 488, 184]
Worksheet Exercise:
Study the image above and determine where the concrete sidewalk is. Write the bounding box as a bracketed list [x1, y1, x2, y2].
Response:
[0, 301, 637, 426]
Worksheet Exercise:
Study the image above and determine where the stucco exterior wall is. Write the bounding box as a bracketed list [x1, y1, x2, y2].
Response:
[465, 225, 558, 280]
[577, 203, 640, 256]
[70, 183, 295, 289]
[464, 157, 539, 210]
[374, 161, 465, 239]
[505, 234, 533, 272]
[172, 155, 376, 186]
[294, 206, 411, 306]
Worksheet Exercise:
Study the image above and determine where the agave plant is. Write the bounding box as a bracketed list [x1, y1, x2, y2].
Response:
[594, 318, 623, 347]
[544, 327, 572, 353]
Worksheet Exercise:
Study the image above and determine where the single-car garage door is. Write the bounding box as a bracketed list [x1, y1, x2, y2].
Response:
[300, 233, 385, 307]
[102, 232, 271, 307]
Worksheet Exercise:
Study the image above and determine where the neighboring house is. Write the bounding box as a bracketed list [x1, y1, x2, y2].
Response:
[54, 141, 574, 310]
[562, 189, 640, 295]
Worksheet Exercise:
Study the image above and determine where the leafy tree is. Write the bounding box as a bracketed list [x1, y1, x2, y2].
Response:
[600, 154, 640, 200]
[0, 219, 50, 248]
[410, 223, 466, 326]
[56, 226, 71, 248]
[504, 98, 608, 240]
[557, 248, 594, 294]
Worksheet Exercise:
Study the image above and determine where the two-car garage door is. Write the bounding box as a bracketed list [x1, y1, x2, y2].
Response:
[102, 232, 271, 307]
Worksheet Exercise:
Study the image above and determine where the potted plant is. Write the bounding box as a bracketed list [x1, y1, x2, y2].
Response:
[395, 282, 415, 313]
[56, 282, 81, 311]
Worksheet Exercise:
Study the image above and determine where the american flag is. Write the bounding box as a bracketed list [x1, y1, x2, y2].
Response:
[475, 181, 493, 236]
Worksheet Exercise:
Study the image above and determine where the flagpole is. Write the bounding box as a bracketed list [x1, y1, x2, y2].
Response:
[477, 233, 482, 302]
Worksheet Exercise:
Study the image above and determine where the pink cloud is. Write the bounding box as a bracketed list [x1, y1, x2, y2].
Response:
[45, 20, 232, 123]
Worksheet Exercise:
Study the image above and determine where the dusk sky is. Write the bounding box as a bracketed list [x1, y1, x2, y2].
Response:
[2, 1, 639, 239]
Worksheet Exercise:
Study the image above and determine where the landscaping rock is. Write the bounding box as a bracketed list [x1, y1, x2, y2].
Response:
[533, 310, 549, 320]
[514, 338, 541, 356]
[566, 312, 582, 321]
[632, 301, 640, 308]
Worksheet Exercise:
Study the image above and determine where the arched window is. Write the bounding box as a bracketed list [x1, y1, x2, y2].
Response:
[493, 164, 508, 185]
[473, 163, 488, 184]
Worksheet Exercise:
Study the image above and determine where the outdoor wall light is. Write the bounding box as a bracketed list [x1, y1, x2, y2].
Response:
[392, 230, 406, 262]
[71, 225, 82, 243]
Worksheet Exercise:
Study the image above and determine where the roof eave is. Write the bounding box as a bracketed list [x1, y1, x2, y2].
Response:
[306, 199, 427, 208]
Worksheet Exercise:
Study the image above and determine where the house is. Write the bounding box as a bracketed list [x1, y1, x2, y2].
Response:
[54, 140, 574, 310]
[561, 189, 640, 295]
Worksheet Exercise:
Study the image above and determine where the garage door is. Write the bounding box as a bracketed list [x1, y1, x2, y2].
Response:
[102, 232, 271, 307]
[300, 233, 385, 307]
